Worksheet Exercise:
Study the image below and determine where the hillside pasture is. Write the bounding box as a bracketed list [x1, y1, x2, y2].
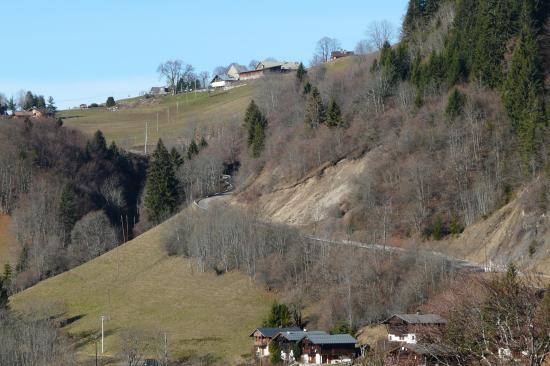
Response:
[10, 210, 272, 363]
[59, 84, 254, 150]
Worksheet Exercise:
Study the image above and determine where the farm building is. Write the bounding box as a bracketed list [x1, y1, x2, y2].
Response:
[299, 333, 359, 364]
[250, 327, 301, 358]
[149, 87, 172, 95]
[226, 64, 248, 79]
[331, 50, 354, 60]
[383, 314, 447, 344]
[271, 330, 329, 363]
[238, 60, 300, 81]
[385, 343, 457, 366]
[210, 74, 238, 88]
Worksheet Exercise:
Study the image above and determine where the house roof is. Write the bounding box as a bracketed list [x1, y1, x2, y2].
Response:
[228, 64, 247, 73]
[273, 330, 328, 342]
[211, 74, 238, 82]
[393, 343, 456, 356]
[256, 60, 300, 71]
[303, 334, 358, 345]
[250, 327, 301, 338]
[383, 314, 447, 325]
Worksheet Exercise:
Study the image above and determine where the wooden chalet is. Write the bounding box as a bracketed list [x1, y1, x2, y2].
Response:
[383, 314, 447, 344]
[331, 50, 354, 60]
[249, 326, 301, 357]
[238, 60, 299, 81]
[299, 333, 359, 364]
[271, 330, 328, 363]
[385, 343, 457, 366]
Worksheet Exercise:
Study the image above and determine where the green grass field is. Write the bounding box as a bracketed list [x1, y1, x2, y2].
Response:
[10, 210, 272, 363]
[59, 84, 254, 149]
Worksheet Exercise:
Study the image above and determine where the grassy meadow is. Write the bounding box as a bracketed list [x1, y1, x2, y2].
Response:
[59, 84, 254, 150]
[10, 209, 272, 363]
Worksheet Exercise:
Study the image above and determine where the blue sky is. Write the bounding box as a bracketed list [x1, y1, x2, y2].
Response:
[1, 0, 408, 109]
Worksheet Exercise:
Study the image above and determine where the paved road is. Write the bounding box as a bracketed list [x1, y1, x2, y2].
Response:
[193, 175, 495, 274]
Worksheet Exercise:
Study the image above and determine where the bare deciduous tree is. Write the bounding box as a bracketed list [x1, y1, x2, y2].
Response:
[157, 60, 192, 95]
[313, 37, 341, 65]
[366, 20, 396, 51]
[199, 71, 210, 90]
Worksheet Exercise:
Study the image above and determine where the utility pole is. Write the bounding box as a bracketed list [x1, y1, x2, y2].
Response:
[144, 122, 148, 155]
[101, 315, 105, 354]
[95, 339, 98, 366]
[164, 332, 168, 366]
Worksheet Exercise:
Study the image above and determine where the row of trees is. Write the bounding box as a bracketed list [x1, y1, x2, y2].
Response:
[0, 91, 56, 115]
[157, 59, 211, 94]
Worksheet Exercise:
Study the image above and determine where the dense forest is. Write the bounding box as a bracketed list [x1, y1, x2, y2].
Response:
[0, 119, 147, 289]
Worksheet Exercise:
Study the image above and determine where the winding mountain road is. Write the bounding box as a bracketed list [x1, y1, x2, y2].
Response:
[193, 175, 493, 274]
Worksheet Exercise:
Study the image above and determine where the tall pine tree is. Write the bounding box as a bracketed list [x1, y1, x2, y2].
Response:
[327, 98, 343, 127]
[296, 62, 307, 83]
[59, 185, 78, 244]
[144, 139, 180, 223]
[304, 87, 326, 129]
[244, 100, 268, 158]
[502, 1, 544, 173]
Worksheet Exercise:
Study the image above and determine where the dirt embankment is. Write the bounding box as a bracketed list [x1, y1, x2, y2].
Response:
[235, 154, 550, 275]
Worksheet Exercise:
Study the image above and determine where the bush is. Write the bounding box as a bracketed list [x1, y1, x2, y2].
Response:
[106, 96, 116, 107]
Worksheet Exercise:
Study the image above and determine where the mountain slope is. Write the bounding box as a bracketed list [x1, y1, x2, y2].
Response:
[10, 209, 271, 363]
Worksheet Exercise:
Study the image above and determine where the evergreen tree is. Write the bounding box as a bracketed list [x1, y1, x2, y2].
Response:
[187, 140, 199, 160]
[296, 62, 307, 83]
[244, 100, 268, 158]
[7, 97, 16, 115]
[264, 302, 293, 327]
[0, 278, 7, 310]
[106, 96, 116, 107]
[304, 87, 326, 128]
[59, 185, 78, 243]
[16, 245, 29, 272]
[170, 147, 184, 169]
[46, 96, 56, 114]
[327, 98, 343, 127]
[2, 263, 12, 296]
[502, 2, 544, 173]
[303, 81, 312, 95]
[199, 136, 208, 148]
[144, 139, 180, 223]
[90, 130, 108, 155]
[445, 88, 466, 119]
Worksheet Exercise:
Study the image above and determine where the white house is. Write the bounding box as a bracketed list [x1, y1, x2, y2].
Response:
[210, 74, 238, 89]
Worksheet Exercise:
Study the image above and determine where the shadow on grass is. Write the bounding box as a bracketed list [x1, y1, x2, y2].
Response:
[60, 314, 86, 327]
[71, 327, 118, 349]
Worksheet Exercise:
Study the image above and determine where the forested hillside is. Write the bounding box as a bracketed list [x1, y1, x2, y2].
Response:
[235, 0, 550, 270]
[0, 119, 146, 289]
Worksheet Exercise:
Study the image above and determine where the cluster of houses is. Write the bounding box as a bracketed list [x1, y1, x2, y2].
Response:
[250, 313, 453, 366]
[251, 327, 358, 365]
[12, 107, 51, 119]
[210, 60, 301, 89]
